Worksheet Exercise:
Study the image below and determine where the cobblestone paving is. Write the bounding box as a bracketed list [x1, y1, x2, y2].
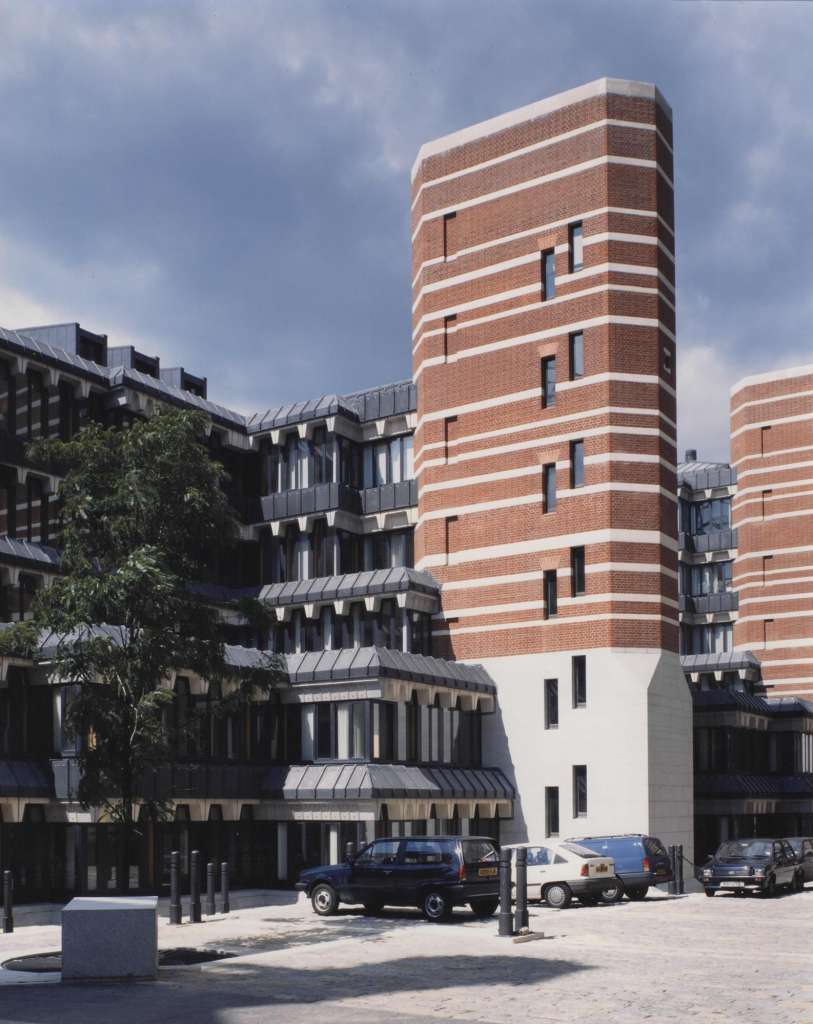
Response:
[1, 888, 812, 1023]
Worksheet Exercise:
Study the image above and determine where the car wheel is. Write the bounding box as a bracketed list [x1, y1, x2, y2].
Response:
[421, 890, 452, 922]
[362, 901, 384, 915]
[600, 881, 624, 903]
[704, 888, 715, 897]
[469, 898, 499, 919]
[311, 883, 339, 916]
[762, 876, 776, 898]
[544, 883, 572, 910]
[626, 886, 648, 901]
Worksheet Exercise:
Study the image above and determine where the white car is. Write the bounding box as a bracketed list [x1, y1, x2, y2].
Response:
[505, 841, 616, 909]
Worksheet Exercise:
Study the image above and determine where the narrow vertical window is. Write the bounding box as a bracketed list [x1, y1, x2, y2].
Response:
[572, 655, 587, 708]
[761, 554, 773, 584]
[443, 314, 456, 359]
[760, 425, 771, 455]
[570, 440, 585, 488]
[569, 223, 583, 272]
[545, 786, 560, 837]
[761, 489, 771, 519]
[544, 569, 558, 618]
[443, 211, 457, 260]
[569, 332, 584, 380]
[573, 765, 587, 817]
[541, 356, 556, 408]
[544, 679, 558, 729]
[543, 464, 557, 513]
[541, 250, 556, 300]
[571, 546, 586, 596]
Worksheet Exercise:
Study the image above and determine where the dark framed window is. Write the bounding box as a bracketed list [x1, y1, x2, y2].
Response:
[572, 655, 587, 708]
[569, 332, 584, 380]
[570, 440, 585, 488]
[544, 679, 558, 729]
[543, 570, 558, 618]
[541, 249, 556, 300]
[571, 546, 586, 596]
[443, 315, 456, 359]
[543, 464, 556, 513]
[58, 380, 78, 441]
[0, 361, 15, 434]
[372, 701, 395, 761]
[312, 426, 332, 484]
[541, 356, 556, 408]
[573, 765, 587, 817]
[443, 211, 457, 260]
[545, 786, 560, 837]
[569, 223, 583, 272]
[315, 703, 333, 759]
[406, 692, 420, 762]
[26, 370, 48, 441]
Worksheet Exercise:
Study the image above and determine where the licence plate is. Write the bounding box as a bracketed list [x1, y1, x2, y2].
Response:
[478, 867, 498, 877]
[721, 881, 744, 888]
[594, 864, 608, 873]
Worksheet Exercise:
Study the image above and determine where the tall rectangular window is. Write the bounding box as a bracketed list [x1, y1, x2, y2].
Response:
[545, 786, 560, 837]
[443, 211, 457, 260]
[541, 356, 556, 408]
[569, 223, 583, 272]
[762, 554, 773, 584]
[760, 425, 771, 455]
[541, 250, 556, 300]
[544, 569, 558, 618]
[572, 655, 587, 708]
[570, 440, 585, 488]
[573, 765, 587, 817]
[761, 489, 772, 519]
[569, 332, 584, 380]
[543, 464, 557, 513]
[544, 679, 558, 729]
[571, 546, 586, 595]
[443, 314, 456, 359]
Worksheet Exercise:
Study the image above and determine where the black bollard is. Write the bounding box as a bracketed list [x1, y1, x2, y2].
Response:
[677, 844, 685, 895]
[344, 841, 356, 862]
[190, 850, 202, 923]
[205, 861, 216, 917]
[2, 871, 13, 934]
[514, 846, 529, 932]
[169, 850, 182, 925]
[668, 845, 677, 895]
[497, 847, 514, 937]
[220, 861, 230, 915]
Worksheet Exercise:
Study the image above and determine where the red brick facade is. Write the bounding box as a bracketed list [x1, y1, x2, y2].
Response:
[732, 364, 813, 697]
[411, 80, 679, 662]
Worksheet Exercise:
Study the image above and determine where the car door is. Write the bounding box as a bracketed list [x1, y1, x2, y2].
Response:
[801, 840, 813, 881]
[525, 846, 552, 895]
[398, 839, 450, 904]
[772, 842, 791, 886]
[349, 839, 402, 904]
[782, 841, 799, 884]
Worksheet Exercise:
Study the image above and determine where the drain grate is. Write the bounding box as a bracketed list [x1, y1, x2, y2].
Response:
[2, 948, 237, 973]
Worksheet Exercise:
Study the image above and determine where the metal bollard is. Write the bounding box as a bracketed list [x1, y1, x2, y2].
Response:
[668, 845, 677, 896]
[677, 844, 685, 895]
[497, 847, 514, 937]
[514, 846, 529, 932]
[2, 871, 13, 934]
[220, 861, 230, 915]
[344, 841, 356, 862]
[190, 850, 202, 923]
[205, 861, 216, 916]
[169, 850, 182, 925]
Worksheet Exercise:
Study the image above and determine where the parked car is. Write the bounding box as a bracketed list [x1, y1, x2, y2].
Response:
[296, 835, 500, 922]
[505, 841, 616, 909]
[786, 837, 813, 883]
[701, 838, 804, 897]
[568, 833, 673, 900]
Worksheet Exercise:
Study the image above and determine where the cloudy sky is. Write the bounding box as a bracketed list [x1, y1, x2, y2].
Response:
[1, 0, 811, 460]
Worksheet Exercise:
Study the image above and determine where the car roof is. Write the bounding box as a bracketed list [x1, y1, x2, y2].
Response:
[374, 834, 494, 842]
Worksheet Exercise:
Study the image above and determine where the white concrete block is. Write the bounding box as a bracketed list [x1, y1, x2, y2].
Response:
[62, 896, 158, 981]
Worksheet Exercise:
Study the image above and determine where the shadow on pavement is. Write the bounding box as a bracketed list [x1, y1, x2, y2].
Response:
[0, 952, 593, 1024]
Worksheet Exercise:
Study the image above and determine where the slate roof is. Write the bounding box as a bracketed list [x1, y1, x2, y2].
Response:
[263, 762, 514, 801]
[258, 567, 439, 608]
[695, 773, 813, 798]
[677, 460, 737, 490]
[245, 380, 417, 434]
[0, 759, 53, 798]
[681, 650, 761, 674]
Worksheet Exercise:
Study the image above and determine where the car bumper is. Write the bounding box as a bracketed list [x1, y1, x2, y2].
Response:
[704, 877, 764, 893]
[295, 882, 310, 893]
[570, 877, 612, 897]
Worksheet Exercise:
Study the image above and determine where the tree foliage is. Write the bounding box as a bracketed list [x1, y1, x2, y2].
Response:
[0, 410, 282, 833]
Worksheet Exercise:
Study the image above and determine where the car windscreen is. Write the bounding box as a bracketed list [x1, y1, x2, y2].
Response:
[717, 839, 772, 859]
[561, 843, 603, 858]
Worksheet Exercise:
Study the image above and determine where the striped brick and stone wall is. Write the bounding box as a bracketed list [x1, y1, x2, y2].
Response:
[411, 79, 693, 850]
[732, 363, 813, 698]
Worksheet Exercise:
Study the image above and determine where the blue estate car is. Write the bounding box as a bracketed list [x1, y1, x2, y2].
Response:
[568, 833, 673, 900]
[296, 835, 501, 922]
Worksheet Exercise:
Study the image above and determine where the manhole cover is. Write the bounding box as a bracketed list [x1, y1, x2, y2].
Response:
[2, 948, 237, 973]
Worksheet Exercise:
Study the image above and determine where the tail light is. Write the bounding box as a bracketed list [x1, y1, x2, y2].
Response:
[580, 864, 589, 877]
[642, 857, 651, 872]
[459, 860, 467, 882]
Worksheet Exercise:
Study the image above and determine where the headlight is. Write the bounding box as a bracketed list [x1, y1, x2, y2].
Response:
[702, 869, 712, 879]
[753, 868, 765, 878]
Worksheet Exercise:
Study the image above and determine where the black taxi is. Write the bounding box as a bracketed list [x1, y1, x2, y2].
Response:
[296, 835, 500, 921]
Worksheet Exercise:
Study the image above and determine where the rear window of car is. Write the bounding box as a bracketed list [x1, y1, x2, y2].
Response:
[462, 840, 498, 863]
[403, 840, 453, 865]
[643, 837, 668, 858]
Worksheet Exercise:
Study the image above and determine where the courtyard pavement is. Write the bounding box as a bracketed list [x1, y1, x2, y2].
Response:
[1, 886, 812, 1023]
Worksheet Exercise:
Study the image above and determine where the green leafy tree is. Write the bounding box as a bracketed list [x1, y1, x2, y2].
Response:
[0, 410, 282, 889]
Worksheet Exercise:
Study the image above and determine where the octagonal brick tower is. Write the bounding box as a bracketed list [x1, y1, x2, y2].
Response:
[410, 79, 692, 851]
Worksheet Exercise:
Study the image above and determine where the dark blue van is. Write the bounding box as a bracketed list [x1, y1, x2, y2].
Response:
[566, 834, 673, 900]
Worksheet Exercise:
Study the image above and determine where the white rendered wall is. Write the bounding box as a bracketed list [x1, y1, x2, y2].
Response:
[479, 648, 693, 859]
